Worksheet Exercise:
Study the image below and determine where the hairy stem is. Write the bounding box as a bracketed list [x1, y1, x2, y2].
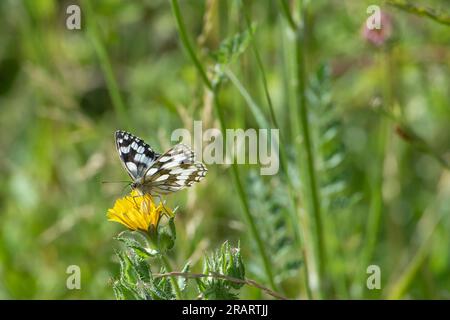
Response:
[159, 255, 183, 299]
[154, 271, 288, 300]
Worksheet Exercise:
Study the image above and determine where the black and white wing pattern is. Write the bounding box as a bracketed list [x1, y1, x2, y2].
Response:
[141, 144, 207, 194]
[115, 130, 160, 181]
[115, 130, 207, 195]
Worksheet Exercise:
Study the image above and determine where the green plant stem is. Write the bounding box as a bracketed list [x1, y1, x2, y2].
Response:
[170, 0, 277, 291]
[294, 2, 327, 297]
[386, 0, 450, 26]
[361, 49, 391, 298]
[139, 230, 183, 299]
[170, 0, 212, 90]
[375, 108, 450, 171]
[154, 271, 288, 300]
[364, 176, 384, 264]
[387, 233, 432, 299]
[224, 67, 311, 296]
[82, 0, 130, 130]
[363, 114, 387, 266]
[277, 0, 324, 299]
[160, 254, 183, 300]
[229, 3, 311, 292]
[241, 4, 299, 190]
[224, 69, 270, 129]
[242, 8, 280, 131]
[279, 0, 297, 30]
[225, 10, 309, 289]
[214, 93, 277, 292]
[387, 204, 444, 299]
[278, 19, 314, 298]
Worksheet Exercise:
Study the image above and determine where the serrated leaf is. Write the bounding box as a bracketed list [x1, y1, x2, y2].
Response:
[150, 273, 175, 300]
[321, 127, 339, 144]
[199, 241, 246, 298]
[118, 276, 143, 300]
[212, 25, 255, 65]
[115, 234, 157, 258]
[321, 180, 347, 197]
[157, 231, 174, 252]
[116, 250, 134, 284]
[147, 282, 174, 300]
[324, 153, 345, 170]
[156, 218, 176, 253]
[112, 281, 126, 300]
[178, 261, 190, 293]
[132, 257, 152, 283]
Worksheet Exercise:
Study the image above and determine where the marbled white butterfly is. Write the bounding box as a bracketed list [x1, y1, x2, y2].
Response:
[115, 130, 207, 195]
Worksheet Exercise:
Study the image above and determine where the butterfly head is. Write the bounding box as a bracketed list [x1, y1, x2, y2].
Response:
[130, 179, 142, 191]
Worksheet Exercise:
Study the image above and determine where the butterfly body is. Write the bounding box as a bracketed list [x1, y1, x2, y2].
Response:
[115, 130, 207, 195]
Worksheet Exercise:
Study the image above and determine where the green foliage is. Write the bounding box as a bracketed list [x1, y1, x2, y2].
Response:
[197, 241, 245, 300]
[177, 261, 191, 293]
[212, 25, 255, 65]
[387, 0, 450, 26]
[112, 238, 177, 300]
[115, 233, 157, 258]
[113, 236, 245, 300]
[246, 172, 301, 283]
[211, 25, 254, 87]
[308, 65, 360, 212]
[155, 218, 177, 253]
[1, 0, 449, 300]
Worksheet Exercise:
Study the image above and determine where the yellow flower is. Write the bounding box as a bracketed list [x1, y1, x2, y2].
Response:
[107, 190, 174, 232]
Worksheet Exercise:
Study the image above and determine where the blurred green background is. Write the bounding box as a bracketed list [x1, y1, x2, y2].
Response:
[0, 0, 449, 299]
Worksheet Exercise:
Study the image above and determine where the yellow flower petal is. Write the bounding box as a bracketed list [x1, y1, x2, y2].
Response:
[107, 191, 172, 232]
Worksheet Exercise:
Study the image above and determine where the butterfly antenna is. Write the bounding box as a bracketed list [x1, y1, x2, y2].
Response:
[121, 182, 133, 195]
[101, 180, 132, 184]
[101, 180, 133, 195]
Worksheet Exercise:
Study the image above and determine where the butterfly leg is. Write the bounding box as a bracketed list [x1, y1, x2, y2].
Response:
[151, 194, 172, 217]
[128, 193, 146, 207]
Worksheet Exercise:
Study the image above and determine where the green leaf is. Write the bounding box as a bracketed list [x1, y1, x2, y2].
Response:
[199, 241, 246, 299]
[147, 281, 174, 300]
[168, 218, 176, 240]
[228, 245, 245, 289]
[115, 234, 157, 258]
[116, 250, 135, 285]
[157, 231, 175, 252]
[149, 267, 176, 300]
[210, 25, 256, 87]
[157, 218, 176, 252]
[115, 280, 140, 300]
[211, 24, 255, 65]
[112, 280, 126, 300]
[132, 256, 152, 283]
[178, 261, 190, 293]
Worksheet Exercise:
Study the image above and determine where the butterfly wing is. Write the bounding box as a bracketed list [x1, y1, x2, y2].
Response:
[115, 130, 160, 181]
[142, 144, 207, 194]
